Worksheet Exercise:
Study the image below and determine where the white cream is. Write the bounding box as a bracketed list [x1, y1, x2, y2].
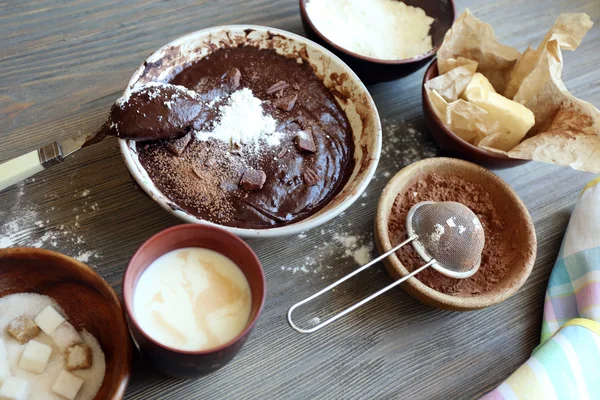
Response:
[133, 248, 252, 351]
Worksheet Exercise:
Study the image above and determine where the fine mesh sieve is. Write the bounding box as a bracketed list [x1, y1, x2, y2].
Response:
[407, 201, 485, 279]
[288, 201, 485, 333]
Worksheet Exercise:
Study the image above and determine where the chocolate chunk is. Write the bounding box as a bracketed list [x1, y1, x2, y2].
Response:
[165, 132, 191, 156]
[240, 169, 266, 190]
[294, 130, 316, 153]
[221, 68, 241, 91]
[285, 121, 302, 132]
[275, 93, 298, 112]
[266, 80, 289, 95]
[289, 115, 310, 131]
[302, 168, 319, 187]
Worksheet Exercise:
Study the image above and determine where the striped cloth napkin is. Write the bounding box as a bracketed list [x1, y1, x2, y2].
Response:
[482, 177, 600, 400]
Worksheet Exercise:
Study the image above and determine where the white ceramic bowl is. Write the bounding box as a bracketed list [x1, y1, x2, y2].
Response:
[119, 25, 381, 238]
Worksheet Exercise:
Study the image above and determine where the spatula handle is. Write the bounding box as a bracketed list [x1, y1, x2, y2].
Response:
[0, 143, 63, 192]
[0, 151, 44, 192]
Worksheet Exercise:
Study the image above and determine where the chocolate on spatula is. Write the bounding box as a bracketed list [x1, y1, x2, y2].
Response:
[88, 82, 208, 144]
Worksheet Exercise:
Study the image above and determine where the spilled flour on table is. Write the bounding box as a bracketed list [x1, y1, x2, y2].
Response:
[280, 228, 374, 280]
[376, 118, 439, 179]
[333, 233, 373, 265]
[0, 185, 102, 266]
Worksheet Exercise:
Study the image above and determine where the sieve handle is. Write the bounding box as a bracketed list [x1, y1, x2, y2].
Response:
[287, 235, 435, 334]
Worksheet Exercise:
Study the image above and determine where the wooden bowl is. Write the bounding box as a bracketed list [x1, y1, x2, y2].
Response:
[299, 0, 455, 83]
[375, 158, 536, 311]
[422, 61, 530, 169]
[0, 248, 131, 399]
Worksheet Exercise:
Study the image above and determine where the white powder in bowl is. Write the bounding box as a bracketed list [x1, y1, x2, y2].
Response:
[305, 0, 434, 60]
[0, 293, 106, 400]
[196, 88, 280, 149]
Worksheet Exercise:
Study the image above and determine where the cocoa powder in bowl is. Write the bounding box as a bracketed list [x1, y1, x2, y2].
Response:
[388, 173, 527, 296]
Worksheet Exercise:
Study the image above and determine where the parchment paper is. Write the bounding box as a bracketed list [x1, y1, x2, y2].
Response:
[428, 10, 599, 173]
[437, 9, 521, 94]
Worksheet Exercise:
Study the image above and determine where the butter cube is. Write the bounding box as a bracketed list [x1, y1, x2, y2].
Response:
[0, 377, 29, 400]
[462, 72, 496, 98]
[0, 340, 10, 385]
[34, 305, 65, 335]
[50, 322, 82, 352]
[52, 371, 84, 400]
[18, 340, 52, 374]
[463, 85, 535, 151]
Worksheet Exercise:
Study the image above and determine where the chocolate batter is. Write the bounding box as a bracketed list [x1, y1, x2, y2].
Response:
[137, 47, 355, 228]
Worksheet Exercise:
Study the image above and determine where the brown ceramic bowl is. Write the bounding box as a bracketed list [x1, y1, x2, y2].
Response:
[0, 248, 131, 399]
[422, 60, 530, 169]
[122, 224, 265, 378]
[375, 158, 536, 311]
[299, 0, 455, 83]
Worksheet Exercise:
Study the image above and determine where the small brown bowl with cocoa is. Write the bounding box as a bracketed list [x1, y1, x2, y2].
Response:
[300, 0, 455, 83]
[422, 61, 530, 169]
[375, 158, 536, 311]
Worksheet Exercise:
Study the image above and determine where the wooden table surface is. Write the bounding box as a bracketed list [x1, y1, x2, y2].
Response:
[1, 0, 599, 398]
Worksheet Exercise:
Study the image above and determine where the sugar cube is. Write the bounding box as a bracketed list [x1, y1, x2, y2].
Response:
[0, 340, 10, 385]
[7, 316, 40, 344]
[18, 340, 52, 374]
[65, 343, 93, 371]
[50, 322, 82, 352]
[0, 377, 29, 400]
[52, 370, 84, 400]
[34, 305, 65, 335]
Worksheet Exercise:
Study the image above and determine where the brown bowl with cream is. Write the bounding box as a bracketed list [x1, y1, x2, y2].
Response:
[123, 224, 265, 378]
[375, 158, 536, 311]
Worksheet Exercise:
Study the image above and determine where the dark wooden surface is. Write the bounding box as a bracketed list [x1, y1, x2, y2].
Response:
[1, 1, 599, 399]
